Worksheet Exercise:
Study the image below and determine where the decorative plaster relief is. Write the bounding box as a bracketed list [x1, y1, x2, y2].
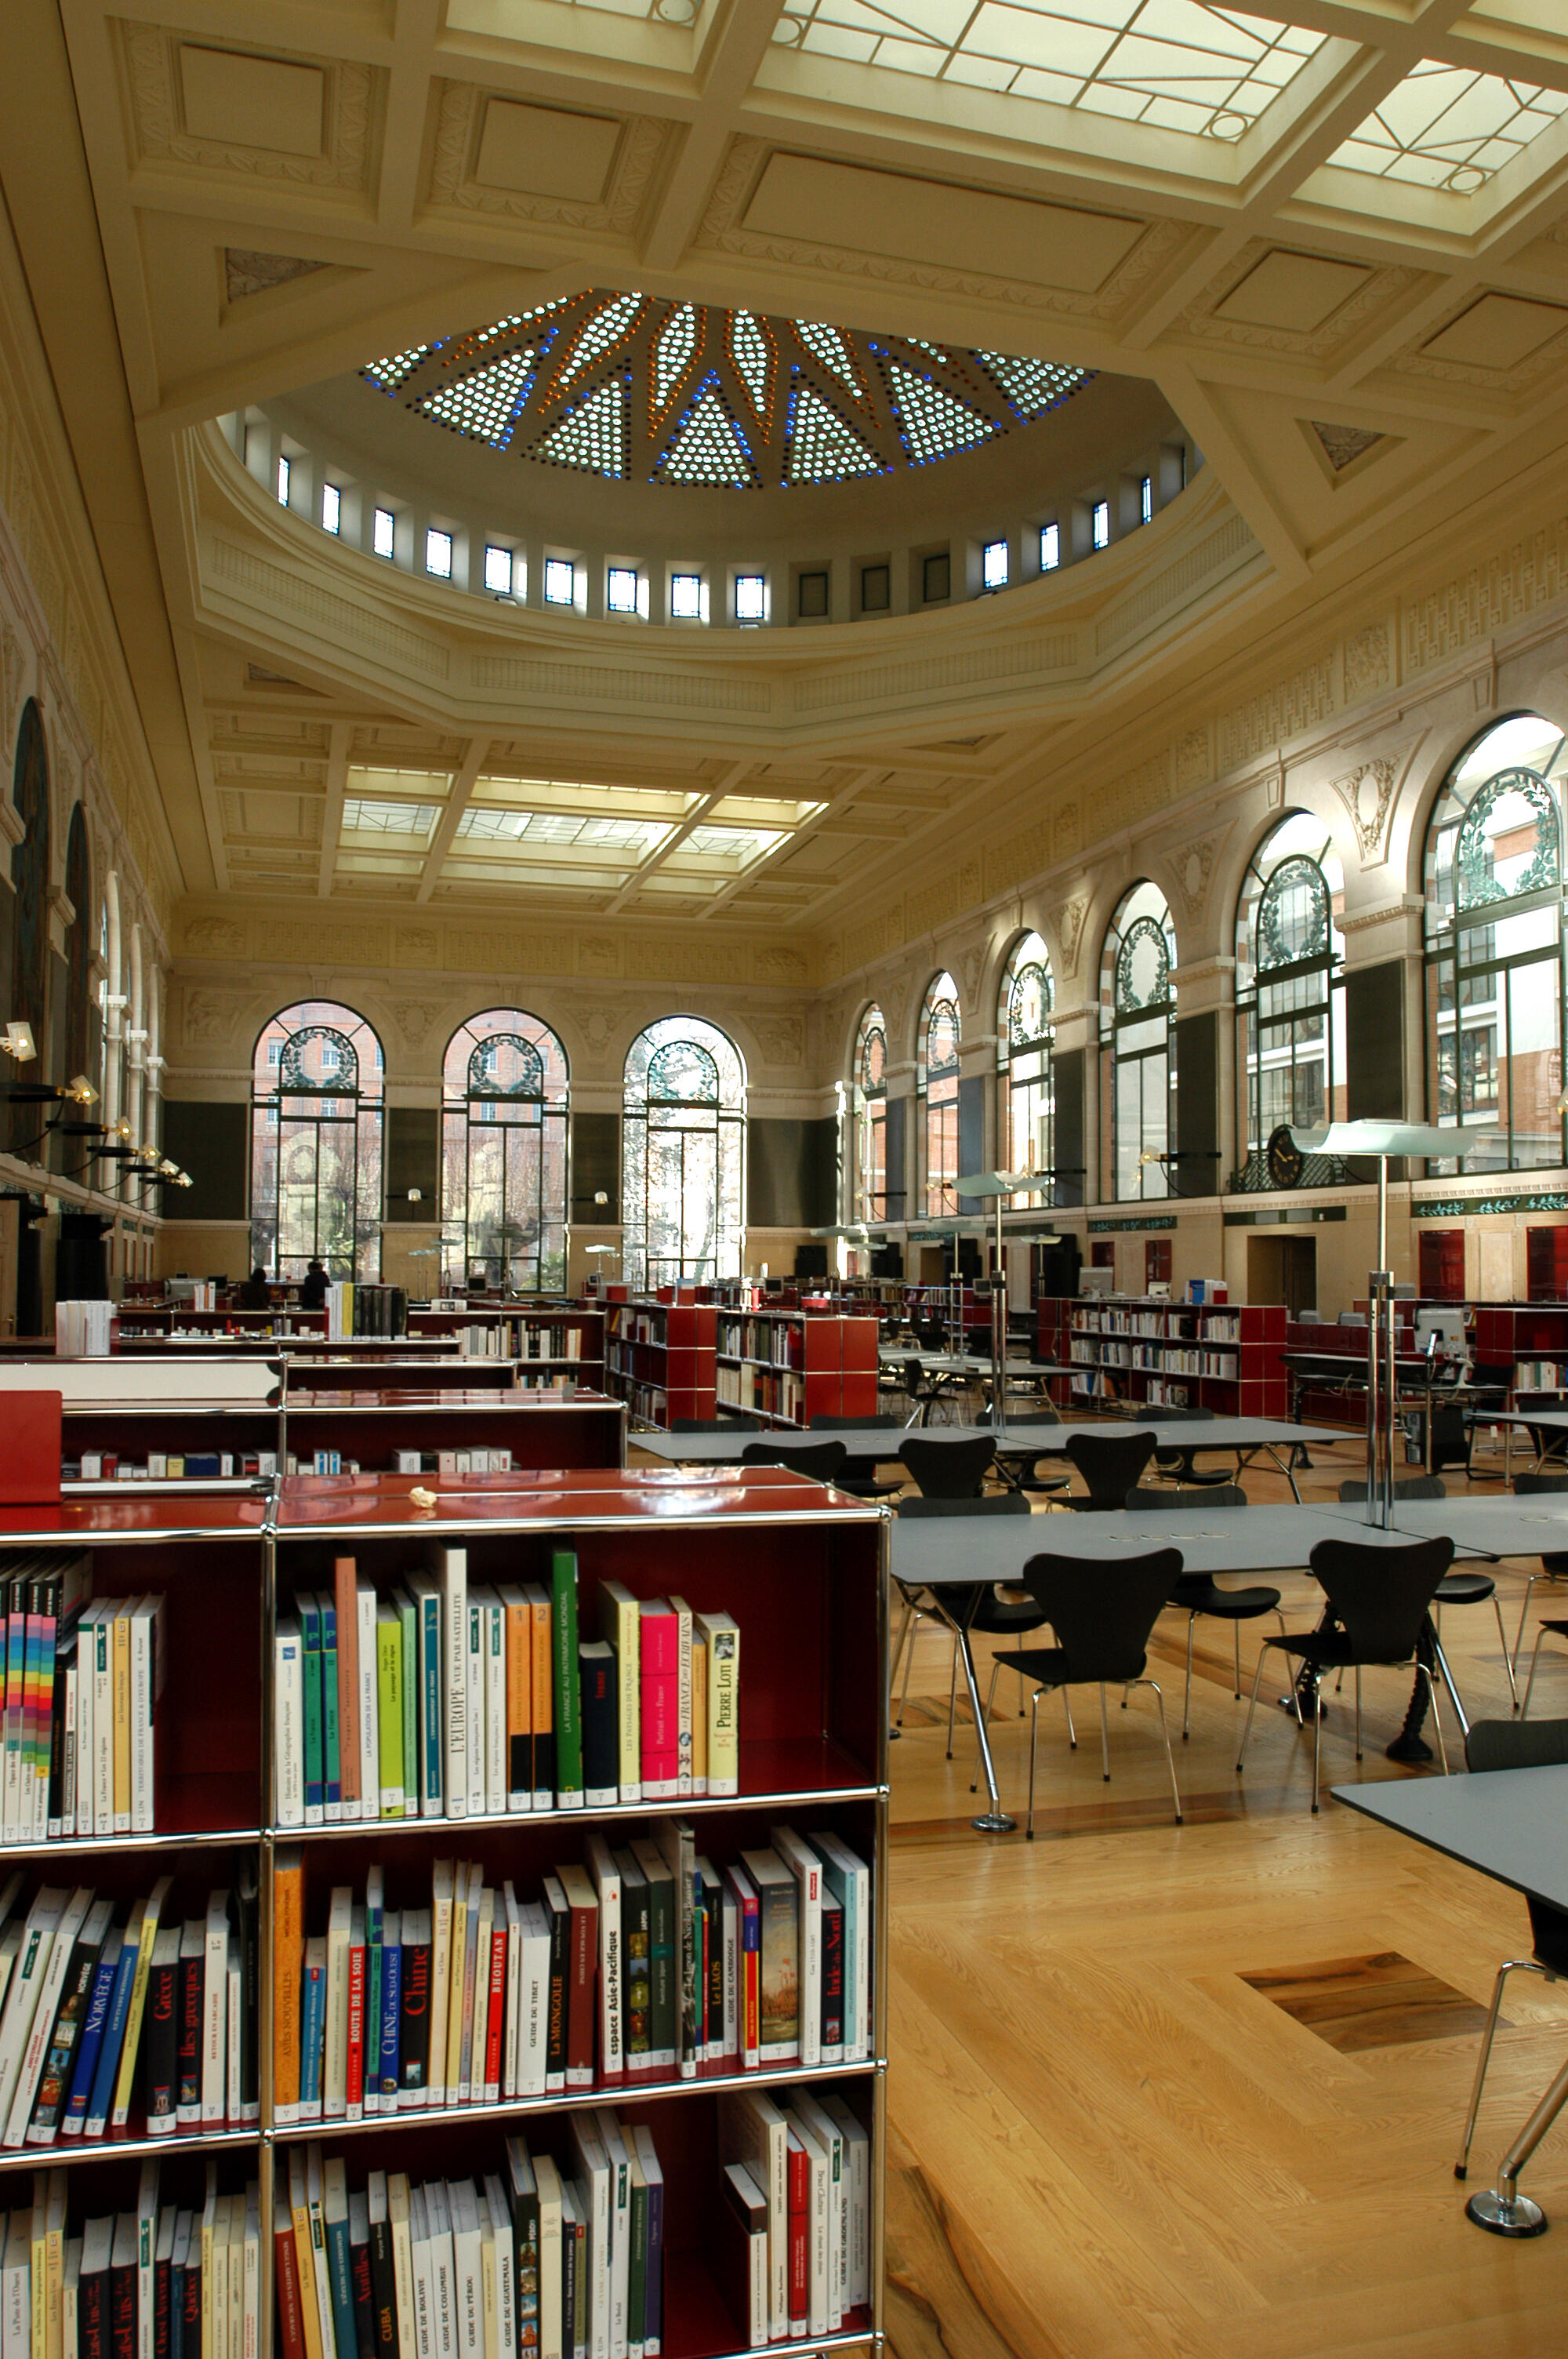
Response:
[577, 937, 622, 978]
[1046, 895, 1089, 976]
[754, 947, 809, 986]
[1403, 516, 1568, 676]
[752, 1015, 804, 1066]
[1171, 828, 1229, 922]
[181, 914, 248, 958]
[208, 540, 451, 682]
[1329, 758, 1399, 863]
[393, 926, 439, 969]
[426, 82, 665, 234]
[122, 25, 376, 194]
[1344, 623, 1391, 700]
[1175, 727, 1210, 791]
[391, 1000, 445, 1050]
[181, 988, 245, 1047]
[1215, 654, 1335, 772]
[472, 655, 768, 716]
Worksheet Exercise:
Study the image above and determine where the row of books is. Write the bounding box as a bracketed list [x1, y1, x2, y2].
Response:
[276, 2121, 665, 2359]
[9, 2159, 260, 2359]
[0, 1871, 257, 2150]
[285, 1454, 521, 1480]
[456, 1325, 589, 1361]
[64, 1456, 274, 1485]
[273, 1551, 739, 1830]
[717, 2083, 872, 2349]
[325, 1289, 408, 1342]
[47, 1592, 166, 1842]
[271, 1822, 871, 2125]
[54, 1303, 117, 1355]
[1, 1554, 92, 1844]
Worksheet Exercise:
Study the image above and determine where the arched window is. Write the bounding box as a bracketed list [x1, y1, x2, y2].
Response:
[442, 1009, 569, 1292]
[1101, 882, 1178, 1201]
[1236, 813, 1345, 1161]
[851, 1005, 887, 1221]
[996, 932, 1054, 1204]
[251, 1001, 385, 1280]
[64, 806, 92, 1087]
[1424, 712, 1568, 1173]
[622, 1016, 745, 1288]
[918, 972, 961, 1216]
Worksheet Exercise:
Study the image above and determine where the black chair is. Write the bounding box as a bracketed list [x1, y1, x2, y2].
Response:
[893, 1495, 1040, 1755]
[990, 1547, 1185, 1834]
[1509, 1471, 1568, 1671]
[672, 1415, 760, 1433]
[1427, 1396, 1475, 1478]
[739, 1438, 848, 1483]
[809, 1412, 903, 1499]
[1064, 1429, 1158, 1511]
[1338, 1475, 1517, 1710]
[898, 1434, 996, 1500]
[978, 1403, 1071, 1501]
[1454, 1718, 1568, 2183]
[900, 1356, 946, 1425]
[1236, 1534, 1455, 1810]
[1521, 1618, 1568, 1718]
[1147, 1405, 1235, 1488]
[1126, 1484, 1284, 1736]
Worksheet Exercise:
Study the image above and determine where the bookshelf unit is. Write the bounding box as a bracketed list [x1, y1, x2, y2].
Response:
[715, 1314, 878, 1427]
[1472, 1302, 1568, 1404]
[265, 1467, 887, 2358]
[281, 1390, 626, 1474]
[1063, 1296, 1287, 1416]
[408, 1307, 607, 1380]
[604, 1303, 718, 1429]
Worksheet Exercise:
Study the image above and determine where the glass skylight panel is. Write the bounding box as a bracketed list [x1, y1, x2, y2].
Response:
[654, 306, 699, 412]
[1327, 63, 1568, 193]
[321, 483, 341, 535]
[655, 387, 759, 487]
[607, 566, 641, 613]
[372, 507, 396, 559]
[363, 343, 431, 394]
[455, 808, 672, 855]
[685, 825, 786, 860]
[886, 361, 995, 466]
[793, 320, 866, 401]
[773, 1, 1323, 140]
[415, 347, 536, 448]
[977, 351, 1086, 418]
[426, 529, 453, 578]
[785, 384, 883, 484]
[544, 558, 576, 605]
[342, 799, 439, 837]
[554, 293, 644, 392]
[532, 378, 626, 478]
[670, 573, 703, 619]
[483, 545, 514, 595]
[730, 314, 775, 420]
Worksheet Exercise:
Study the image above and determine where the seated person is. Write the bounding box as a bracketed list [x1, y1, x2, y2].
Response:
[233, 1265, 272, 1310]
[299, 1257, 330, 1310]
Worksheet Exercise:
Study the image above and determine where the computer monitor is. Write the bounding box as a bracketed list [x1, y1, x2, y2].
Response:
[1416, 1308, 1466, 1352]
[1079, 1267, 1114, 1297]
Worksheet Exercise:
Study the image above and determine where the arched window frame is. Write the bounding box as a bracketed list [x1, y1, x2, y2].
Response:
[1236, 813, 1346, 1168]
[251, 1000, 385, 1280]
[1100, 883, 1178, 1201]
[996, 932, 1054, 1206]
[1423, 713, 1568, 1176]
[917, 972, 961, 1216]
[441, 1009, 570, 1292]
[622, 1016, 746, 1289]
[851, 1004, 887, 1222]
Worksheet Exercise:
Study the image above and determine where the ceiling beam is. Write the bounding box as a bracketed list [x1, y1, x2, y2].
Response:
[415, 737, 491, 903]
[317, 720, 352, 896]
[639, 0, 787, 271]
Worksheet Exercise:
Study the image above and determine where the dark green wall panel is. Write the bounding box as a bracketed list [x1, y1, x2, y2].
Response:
[1347, 962, 1406, 1121]
[1054, 1048, 1085, 1208]
[957, 1074, 984, 1188]
[163, 1100, 248, 1223]
[385, 1106, 439, 1222]
[1174, 1009, 1219, 1185]
[884, 1096, 908, 1220]
[572, 1111, 619, 1223]
[748, 1117, 837, 1227]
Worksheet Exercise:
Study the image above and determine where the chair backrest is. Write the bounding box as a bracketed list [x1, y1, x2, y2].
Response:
[1146, 1405, 1215, 1423]
[895, 1493, 1030, 1520]
[1127, 1483, 1247, 1509]
[739, 1439, 848, 1480]
[1306, 1535, 1454, 1661]
[1018, 1548, 1184, 1684]
[1337, 1474, 1447, 1502]
[1465, 1717, 1568, 1773]
[1513, 1470, 1568, 1495]
[1064, 1430, 1158, 1509]
[902, 1359, 927, 1394]
[898, 1434, 996, 1499]
[810, 1413, 899, 1431]
[672, 1414, 759, 1433]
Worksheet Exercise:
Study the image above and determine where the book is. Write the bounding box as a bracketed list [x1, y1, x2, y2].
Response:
[274, 1852, 305, 2125]
[376, 1606, 405, 1819]
[334, 1558, 361, 1823]
[768, 1828, 822, 2070]
[716, 2167, 768, 2350]
[549, 1552, 582, 1808]
[434, 1550, 468, 1821]
[554, 1868, 597, 2091]
[717, 2088, 788, 2342]
[577, 1644, 618, 1812]
[739, 1851, 798, 2066]
[692, 1612, 739, 1796]
[584, 1837, 622, 2086]
[201, 1888, 230, 2126]
[595, 1582, 641, 1806]
[142, 1925, 181, 2138]
[637, 1608, 678, 1801]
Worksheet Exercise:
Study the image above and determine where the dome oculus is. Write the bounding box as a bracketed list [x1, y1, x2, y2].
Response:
[364, 291, 1090, 489]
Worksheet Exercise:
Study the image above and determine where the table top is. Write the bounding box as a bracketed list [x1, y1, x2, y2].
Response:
[887, 1501, 1443, 1584]
[1494, 1408, 1568, 1431]
[637, 1415, 1344, 1466]
[1332, 1765, 1568, 1913]
[879, 1352, 1073, 1377]
[1350, 1495, 1568, 1559]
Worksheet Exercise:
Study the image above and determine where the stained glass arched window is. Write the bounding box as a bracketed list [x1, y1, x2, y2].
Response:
[251, 1001, 385, 1280]
[1236, 813, 1345, 1161]
[442, 1010, 569, 1292]
[851, 1004, 887, 1222]
[622, 1016, 745, 1288]
[996, 932, 1054, 1205]
[918, 972, 961, 1216]
[1101, 883, 1178, 1201]
[1424, 712, 1568, 1174]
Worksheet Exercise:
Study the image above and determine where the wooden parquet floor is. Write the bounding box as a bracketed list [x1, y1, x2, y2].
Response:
[877, 1430, 1568, 2359]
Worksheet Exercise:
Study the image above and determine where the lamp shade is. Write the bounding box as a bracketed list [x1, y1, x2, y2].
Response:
[1291, 1121, 1490, 1159]
[953, 1171, 1036, 1197]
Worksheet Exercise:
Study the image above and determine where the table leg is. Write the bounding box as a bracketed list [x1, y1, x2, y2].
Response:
[1465, 2046, 1568, 2237]
[933, 1592, 1016, 1834]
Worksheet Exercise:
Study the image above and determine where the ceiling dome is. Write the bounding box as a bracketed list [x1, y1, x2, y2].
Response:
[363, 292, 1090, 491]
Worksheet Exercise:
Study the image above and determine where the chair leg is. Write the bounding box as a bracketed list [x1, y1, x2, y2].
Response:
[1414, 1663, 1450, 1774]
[888, 1596, 913, 1722]
[1521, 1629, 1550, 1721]
[1355, 1666, 1363, 1762]
[1513, 1574, 1542, 1673]
[1098, 1684, 1111, 1783]
[1136, 1677, 1184, 1826]
[1494, 1595, 1519, 1710]
[1236, 1639, 1280, 1772]
[895, 1604, 921, 1729]
[1311, 1669, 1323, 1812]
[1455, 1960, 1544, 2178]
[1432, 1635, 1469, 1741]
[1233, 1619, 1242, 1701]
[1062, 1689, 1077, 1750]
[1025, 1686, 1043, 1841]
[945, 1630, 961, 1758]
[1182, 1613, 1196, 1740]
[970, 1660, 1003, 1794]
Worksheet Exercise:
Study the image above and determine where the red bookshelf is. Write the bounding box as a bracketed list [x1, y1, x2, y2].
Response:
[1059, 1295, 1286, 1416]
[604, 1301, 718, 1427]
[715, 1312, 878, 1425]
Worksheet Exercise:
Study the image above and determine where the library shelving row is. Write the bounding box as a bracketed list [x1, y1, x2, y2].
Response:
[714, 1317, 878, 1429]
[109, 1307, 608, 1381]
[1058, 1296, 1287, 1416]
[0, 1466, 887, 2359]
[603, 1305, 717, 1430]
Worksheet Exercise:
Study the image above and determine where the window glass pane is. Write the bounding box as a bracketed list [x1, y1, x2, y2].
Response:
[441, 1009, 569, 1292]
[623, 1016, 744, 1287]
[670, 573, 702, 620]
[426, 528, 452, 578]
[251, 1001, 383, 1280]
[1091, 500, 1109, 549]
[544, 558, 575, 605]
[372, 507, 395, 558]
[277, 455, 290, 505]
[1040, 522, 1060, 570]
[982, 540, 1008, 589]
[735, 574, 765, 622]
[608, 566, 639, 613]
[483, 544, 513, 594]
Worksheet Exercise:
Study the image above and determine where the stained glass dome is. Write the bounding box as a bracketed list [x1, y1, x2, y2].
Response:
[364, 293, 1090, 490]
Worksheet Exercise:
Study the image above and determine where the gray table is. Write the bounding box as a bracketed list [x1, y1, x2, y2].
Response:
[887, 1502, 1414, 1830]
[1334, 1765, 1568, 2237]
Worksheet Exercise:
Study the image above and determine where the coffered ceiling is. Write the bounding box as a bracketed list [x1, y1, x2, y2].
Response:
[5, 1, 1568, 940]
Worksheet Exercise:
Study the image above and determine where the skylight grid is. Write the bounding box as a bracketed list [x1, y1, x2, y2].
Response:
[455, 808, 673, 854]
[1327, 63, 1568, 194]
[684, 825, 787, 859]
[341, 799, 440, 837]
[416, 348, 535, 447]
[772, 1, 1324, 140]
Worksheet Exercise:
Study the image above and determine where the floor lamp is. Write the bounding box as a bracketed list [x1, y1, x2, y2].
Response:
[1290, 1121, 1486, 1528]
[955, 1172, 1044, 1420]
